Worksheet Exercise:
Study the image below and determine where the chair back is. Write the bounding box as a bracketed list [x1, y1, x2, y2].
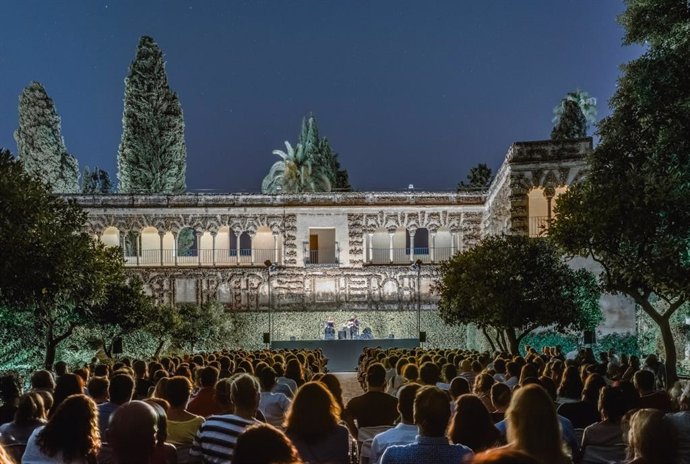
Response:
[581, 444, 627, 464]
[357, 425, 394, 464]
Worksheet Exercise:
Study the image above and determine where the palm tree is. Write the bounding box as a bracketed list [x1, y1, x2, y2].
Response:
[261, 141, 331, 194]
[552, 89, 597, 131]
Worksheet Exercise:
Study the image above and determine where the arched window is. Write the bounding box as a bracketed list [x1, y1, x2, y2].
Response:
[407, 228, 429, 255]
[178, 227, 197, 257]
[229, 232, 252, 256]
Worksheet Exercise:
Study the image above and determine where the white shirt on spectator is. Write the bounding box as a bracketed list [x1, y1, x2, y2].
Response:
[23, 426, 87, 464]
[259, 391, 291, 427]
[370, 423, 418, 464]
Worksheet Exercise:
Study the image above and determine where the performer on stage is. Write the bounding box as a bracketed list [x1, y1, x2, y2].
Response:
[324, 316, 336, 340]
[347, 314, 360, 339]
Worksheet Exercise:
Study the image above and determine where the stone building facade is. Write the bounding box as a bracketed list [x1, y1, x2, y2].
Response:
[73, 137, 635, 345]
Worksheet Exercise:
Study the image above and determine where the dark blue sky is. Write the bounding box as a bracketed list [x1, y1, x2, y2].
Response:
[0, 1, 642, 192]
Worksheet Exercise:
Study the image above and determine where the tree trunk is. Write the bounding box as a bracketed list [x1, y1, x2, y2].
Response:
[44, 338, 57, 370]
[102, 338, 112, 359]
[154, 339, 166, 358]
[506, 327, 519, 355]
[482, 328, 496, 352]
[658, 317, 678, 386]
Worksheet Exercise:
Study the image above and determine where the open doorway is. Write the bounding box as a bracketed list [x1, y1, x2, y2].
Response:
[308, 228, 336, 264]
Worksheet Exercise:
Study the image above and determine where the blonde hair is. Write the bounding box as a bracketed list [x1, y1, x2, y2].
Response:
[506, 384, 569, 464]
[628, 408, 677, 463]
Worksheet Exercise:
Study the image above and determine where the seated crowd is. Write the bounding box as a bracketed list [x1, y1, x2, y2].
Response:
[0, 345, 684, 464]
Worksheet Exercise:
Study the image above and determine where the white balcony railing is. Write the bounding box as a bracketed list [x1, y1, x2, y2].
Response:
[367, 247, 454, 265]
[124, 248, 279, 267]
[529, 216, 550, 237]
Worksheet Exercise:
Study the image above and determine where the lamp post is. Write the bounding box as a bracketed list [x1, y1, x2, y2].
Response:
[411, 259, 422, 340]
[264, 259, 278, 346]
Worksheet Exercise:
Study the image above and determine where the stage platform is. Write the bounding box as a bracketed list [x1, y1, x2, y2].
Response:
[271, 338, 419, 372]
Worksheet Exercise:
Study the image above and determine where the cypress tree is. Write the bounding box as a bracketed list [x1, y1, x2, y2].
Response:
[551, 99, 587, 140]
[14, 82, 79, 193]
[117, 36, 186, 194]
[82, 166, 112, 194]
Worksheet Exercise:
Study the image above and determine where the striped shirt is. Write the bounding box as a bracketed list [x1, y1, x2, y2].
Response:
[189, 414, 256, 463]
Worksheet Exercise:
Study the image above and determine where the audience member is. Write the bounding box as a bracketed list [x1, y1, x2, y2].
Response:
[345, 363, 398, 438]
[234, 423, 303, 464]
[132, 360, 154, 400]
[470, 448, 540, 464]
[108, 400, 159, 464]
[449, 394, 502, 452]
[50, 373, 84, 416]
[190, 373, 259, 463]
[30, 370, 56, 396]
[557, 373, 606, 428]
[188, 366, 224, 417]
[0, 392, 46, 444]
[22, 394, 100, 463]
[627, 408, 677, 464]
[490, 383, 511, 423]
[504, 384, 571, 464]
[370, 383, 421, 464]
[166, 376, 205, 446]
[0, 375, 21, 426]
[285, 381, 350, 464]
[634, 369, 672, 412]
[380, 386, 473, 464]
[257, 366, 291, 427]
[87, 376, 109, 404]
[581, 385, 628, 462]
[97, 373, 135, 437]
[145, 399, 178, 464]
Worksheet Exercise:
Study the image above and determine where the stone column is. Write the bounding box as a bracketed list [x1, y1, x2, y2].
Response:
[158, 230, 165, 266]
[211, 231, 217, 266]
[249, 231, 256, 265]
[409, 231, 416, 263]
[450, 230, 457, 256]
[388, 232, 395, 264]
[429, 232, 436, 263]
[134, 231, 140, 266]
[273, 232, 279, 263]
[196, 231, 202, 266]
[172, 231, 178, 266]
[235, 231, 241, 265]
[367, 232, 374, 264]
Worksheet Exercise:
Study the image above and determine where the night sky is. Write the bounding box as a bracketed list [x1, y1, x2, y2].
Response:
[0, 1, 643, 192]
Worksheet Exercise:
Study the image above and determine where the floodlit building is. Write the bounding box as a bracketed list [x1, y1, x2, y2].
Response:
[72, 138, 635, 347]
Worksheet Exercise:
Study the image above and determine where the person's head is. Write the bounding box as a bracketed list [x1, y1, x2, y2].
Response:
[518, 364, 538, 386]
[414, 386, 451, 437]
[198, 366, 219, 389]
[581, 373, 606, 404]
[87, 376, 109, 403]
[558, 365, 583, 400]
[474, 373, 495, 395]
[449, 376, 471, 400]
[628, 408, 678, 463]
[14, 392, 46, 426]
[230, 374, 261, 414]
[108, 401, 158, 464]
[258, 366, 278, 392]
[491, 382, 511, 412]
[51, 373, 85, 414]
[419, 362, 441, 386]
[132, 360, 148, 379]
[449, 394, 501, 452]
[319, 374, 344, 410]
[37, 394, 100, 462]
[285, 359, 303, 382]
[402, 363, 419, 382]
[53, 361, 68, 377]
[506, 362, 520, 380]
[397, 383, 421, 424]
[166, 376, 193, 409]
[214, 377, 233, 409]
[442, 363, 458, 383]
[633, 369, 656, 395]
[233, 423, 303, 464]
[365, 363, 387, 389]
[31, 370, 56, 392]
[599, 385, 627, 423]
[506, 384, 568, 464]
[109, 374, 135, 405]
[0, 374, 21, 404]
[285, 381, 340, 443]
[470, 448, 541, 464]
[493, 359, 506, 375]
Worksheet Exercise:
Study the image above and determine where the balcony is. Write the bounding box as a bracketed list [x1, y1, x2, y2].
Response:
[529, 216, 550, 237]
[367, 247, 453, 265]
[124, 248, 280, 267]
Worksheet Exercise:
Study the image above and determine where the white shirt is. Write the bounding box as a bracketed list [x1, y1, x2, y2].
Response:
[370, 423, 419, 464]
[504, 376, 518, 389]
[277, 376, 297, 394]
[22, 426, 88, 464]
[259, 391, 291, 427]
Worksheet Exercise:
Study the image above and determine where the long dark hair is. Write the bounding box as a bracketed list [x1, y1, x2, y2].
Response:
[448, 394, 502, 452]
[51, 373, 84, 416]
[37, 394, 100, 463]
[285, 382, 340, 443]
[14, 392, 46, 426]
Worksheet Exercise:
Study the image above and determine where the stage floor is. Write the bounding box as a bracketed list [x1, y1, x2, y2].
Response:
[271, 338, 419, 372]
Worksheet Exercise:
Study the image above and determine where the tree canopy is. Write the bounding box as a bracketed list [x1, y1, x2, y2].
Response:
[435, 235, 602, 354]
[0, 149, 148, 368]
[117, 36, 186, 194]
[549, 0, 690, 383]
[262, 114, 350, 193]
[82, 166, 112, 194]
[14, 82, 79, 193]
[457, 163, 493, 191]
